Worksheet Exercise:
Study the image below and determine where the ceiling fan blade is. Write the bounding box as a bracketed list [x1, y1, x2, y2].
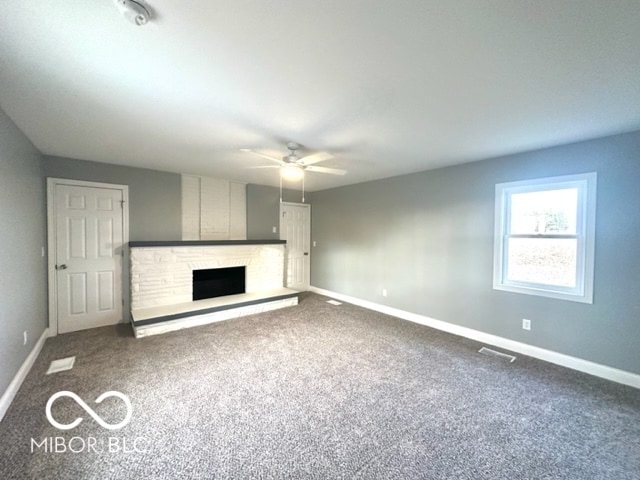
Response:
[298, 152, 333, 165]
[305, 165, 347, 175]
[241, 149, 284, 165]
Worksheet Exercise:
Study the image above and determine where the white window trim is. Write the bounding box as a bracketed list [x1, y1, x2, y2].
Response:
[493, 172, 597, 303]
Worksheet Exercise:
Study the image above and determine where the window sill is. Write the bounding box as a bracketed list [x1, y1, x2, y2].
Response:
[493, 282, 593, 304]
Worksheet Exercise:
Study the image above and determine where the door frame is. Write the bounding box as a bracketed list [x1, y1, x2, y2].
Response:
[279, 201, 311, 291]
[46, 178, 130, 336]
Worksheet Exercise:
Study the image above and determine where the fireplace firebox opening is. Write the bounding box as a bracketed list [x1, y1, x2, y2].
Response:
[192, 266, 246, 301]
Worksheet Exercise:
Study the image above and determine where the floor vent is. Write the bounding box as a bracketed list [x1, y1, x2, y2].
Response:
[326, 299, 342, 306]
[479, 347, 516, 363]
[46, 356, 76, 375]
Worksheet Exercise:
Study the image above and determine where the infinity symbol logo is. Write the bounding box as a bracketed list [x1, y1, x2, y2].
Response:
[46, 391, 132, 431]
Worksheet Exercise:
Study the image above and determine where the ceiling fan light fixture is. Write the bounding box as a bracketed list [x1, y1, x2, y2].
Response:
[281, 164, 304, 181]
[115, 0, 151, 26]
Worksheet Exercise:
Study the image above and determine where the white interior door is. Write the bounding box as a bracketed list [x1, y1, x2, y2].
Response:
[54, 183, 125, 333]
[280, 203, 310, 291]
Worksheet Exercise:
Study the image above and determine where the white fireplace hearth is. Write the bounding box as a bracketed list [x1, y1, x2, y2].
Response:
[129, 240, 298, 337]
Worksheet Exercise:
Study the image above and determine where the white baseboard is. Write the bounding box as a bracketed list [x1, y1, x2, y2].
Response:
[309, 286, 640, 389]
[0, 328, 50, 422]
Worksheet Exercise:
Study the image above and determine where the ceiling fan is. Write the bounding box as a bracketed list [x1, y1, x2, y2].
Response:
[242, 142, 346, 181]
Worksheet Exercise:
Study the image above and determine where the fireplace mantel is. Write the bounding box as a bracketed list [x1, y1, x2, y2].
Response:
[129, 239, 286, 247]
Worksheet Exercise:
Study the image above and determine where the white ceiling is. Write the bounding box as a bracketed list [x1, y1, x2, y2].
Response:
[1, 1, 640, 191]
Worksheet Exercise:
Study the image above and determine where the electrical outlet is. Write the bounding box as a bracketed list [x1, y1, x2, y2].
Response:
[312, 241, 317, 247]
[272, 226, 277, 233]
[23, 331, 28, 345]
[522, 318, 531, 331]
[382, 288, 388, 297]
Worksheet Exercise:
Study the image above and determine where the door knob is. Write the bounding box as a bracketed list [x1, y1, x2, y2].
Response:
[56, 264, 68, 270]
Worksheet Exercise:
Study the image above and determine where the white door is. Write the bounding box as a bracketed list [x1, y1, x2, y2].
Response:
[54, 184, 125, 333]
[280, 203, 310, 291]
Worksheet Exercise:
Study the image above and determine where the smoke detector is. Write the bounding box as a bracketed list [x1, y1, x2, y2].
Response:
[115, 0, 152, 26]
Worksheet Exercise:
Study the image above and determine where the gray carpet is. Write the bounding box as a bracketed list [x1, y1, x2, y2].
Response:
[1, 292, 639, 479]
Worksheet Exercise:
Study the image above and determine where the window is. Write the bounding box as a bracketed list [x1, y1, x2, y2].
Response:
[493, 172, 597, 303]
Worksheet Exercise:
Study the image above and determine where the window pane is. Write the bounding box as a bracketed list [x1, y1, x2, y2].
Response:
[506, 237, 577, 287]
[509, 188, 578, 235]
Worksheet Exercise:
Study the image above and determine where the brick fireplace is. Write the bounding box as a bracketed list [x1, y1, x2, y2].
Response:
[129, 240, 298, 337]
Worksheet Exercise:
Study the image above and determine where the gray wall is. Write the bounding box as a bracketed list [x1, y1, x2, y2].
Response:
[0, 108, 48, 396]
[42, 159, 309, 243]
[42, 156, 182, 241]
[311, 130, 640, 374]
[247, 184, 309, 240]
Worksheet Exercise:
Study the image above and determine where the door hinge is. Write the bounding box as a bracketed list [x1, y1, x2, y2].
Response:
[120, 200, 125, 208]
